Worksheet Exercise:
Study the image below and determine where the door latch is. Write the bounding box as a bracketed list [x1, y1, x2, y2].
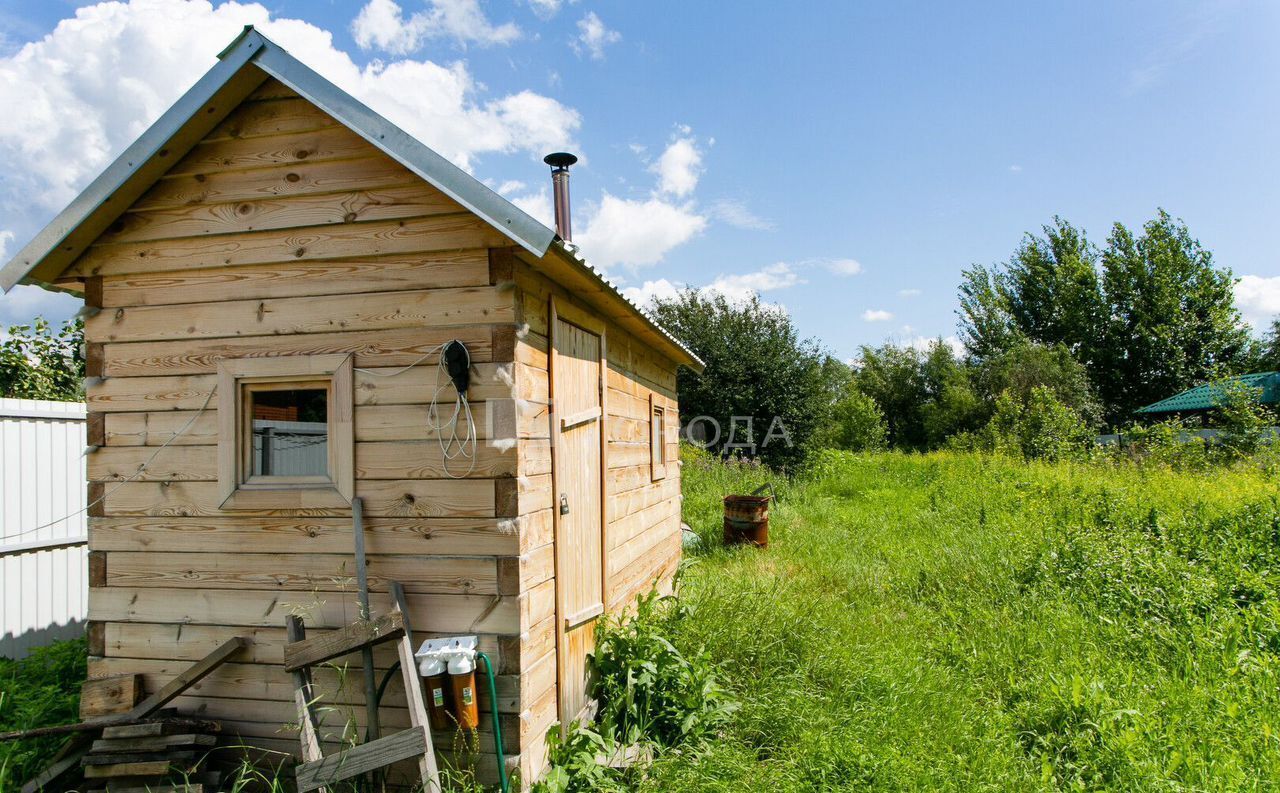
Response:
[559, 494, 570, 515]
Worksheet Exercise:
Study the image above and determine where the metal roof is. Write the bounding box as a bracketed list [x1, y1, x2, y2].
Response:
[0, 26, 703, 371]
[1136, 371, 1280, 414]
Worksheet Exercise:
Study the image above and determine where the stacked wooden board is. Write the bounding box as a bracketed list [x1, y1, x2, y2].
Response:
[83, 720, 224, 792]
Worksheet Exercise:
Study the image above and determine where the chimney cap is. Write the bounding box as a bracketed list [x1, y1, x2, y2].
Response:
[543, 152, 578, 169]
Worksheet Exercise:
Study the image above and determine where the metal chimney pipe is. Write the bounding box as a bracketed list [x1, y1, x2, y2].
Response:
[543, 152, 578, 241]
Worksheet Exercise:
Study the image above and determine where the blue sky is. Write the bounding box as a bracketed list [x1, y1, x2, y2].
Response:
[2, 0, 1279, 362]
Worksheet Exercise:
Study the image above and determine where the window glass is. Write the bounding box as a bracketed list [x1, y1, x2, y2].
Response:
[248, 387, 328, 477]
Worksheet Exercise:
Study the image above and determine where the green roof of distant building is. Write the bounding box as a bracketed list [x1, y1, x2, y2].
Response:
[1136, 372, 1280, 414]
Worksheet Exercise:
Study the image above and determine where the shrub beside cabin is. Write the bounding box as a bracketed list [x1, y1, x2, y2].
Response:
[0, 28, 701, 786]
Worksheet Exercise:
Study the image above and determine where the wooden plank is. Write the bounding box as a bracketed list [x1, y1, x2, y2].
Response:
[123, 637, 248, 720]
[88, 440, 522, 481]
[97, 478, 496, 518]
[99, 252, 490, 307]
[89, 516, 523, 556]
[79, 674, 143, 720]
[91, 734, 217, 753]
[295, 726, 429, 791]
[100, 551, 498, 595]
[82, 749, 200, 765]
[87, 286, 513, 343]
[20, 746, 89, 793]
[285, 615, 328, 779]
[165, 124, 379, 177]
[89, 588, 521, 634]
[100, 721, 221, 740]
[99, 325, 495, 378]
[71, 214, 507, 279]
[100, 401, 522, 446]
[83, 760, 194, 778]
[284, 611, 404, 672]
[101, 184, 462, 245]
[89, 364, 514, 417]
[390, 581, 441, 793]
[134, 156, 424, 212]
[203, 96, 341, 142]
[87, 657, 522, 715]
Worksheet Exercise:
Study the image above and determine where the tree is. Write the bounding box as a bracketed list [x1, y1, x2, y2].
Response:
[1002, 217, 1105, 366]
[650, 290, 841, 468]
[957, 211, 1251, 426]
[956, 263, 1017, 362]
[1097, 210, 1250, 422]
[973, 340, 1101, 427]
[854, 343, 929, 449]
[0, 318, 84, 401]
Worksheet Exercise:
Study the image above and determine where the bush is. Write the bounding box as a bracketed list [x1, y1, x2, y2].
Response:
[593, 591, 736, 748]
[0, 639, 86, 790]
[820, 389, 887, 452]
[984, 386, 1092, 461]
[535, 590, 736, 792]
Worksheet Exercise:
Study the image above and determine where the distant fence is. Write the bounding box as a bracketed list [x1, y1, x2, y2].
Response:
[1096, 427, 1280, 446]
[0, 398, 88, 658]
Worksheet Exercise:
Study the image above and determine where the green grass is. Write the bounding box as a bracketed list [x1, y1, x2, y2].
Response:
[639, 449, 1280, 791]
[0, 638, 86, 790]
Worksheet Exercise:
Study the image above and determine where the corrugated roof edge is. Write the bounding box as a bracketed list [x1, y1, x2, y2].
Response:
[552, 240, 705, 372]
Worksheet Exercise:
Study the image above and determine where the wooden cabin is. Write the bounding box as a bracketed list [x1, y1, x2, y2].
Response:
[0, 28, 702, 787]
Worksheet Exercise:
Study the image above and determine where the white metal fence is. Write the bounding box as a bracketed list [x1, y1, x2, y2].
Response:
[1, 398, 88, 658]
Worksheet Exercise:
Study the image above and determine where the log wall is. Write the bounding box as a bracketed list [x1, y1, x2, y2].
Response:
[512, 260, 683, 780]
[78, 80, 533, 785]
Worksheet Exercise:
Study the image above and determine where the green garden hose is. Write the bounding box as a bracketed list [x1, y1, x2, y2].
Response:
[476, 651, 509, 793]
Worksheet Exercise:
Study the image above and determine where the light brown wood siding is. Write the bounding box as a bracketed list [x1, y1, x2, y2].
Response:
[77, 80, 529, 785]
[512, 259, 683, 781]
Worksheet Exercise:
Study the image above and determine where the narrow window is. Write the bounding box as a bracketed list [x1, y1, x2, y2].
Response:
[650, 394, 667, 481]
[218, 354, 353, 509]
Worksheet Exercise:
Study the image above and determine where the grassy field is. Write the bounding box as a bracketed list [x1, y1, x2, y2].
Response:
[638, 450, 1280, 791]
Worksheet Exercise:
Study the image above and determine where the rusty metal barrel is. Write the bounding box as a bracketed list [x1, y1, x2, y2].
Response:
[723, 484, 773, 547]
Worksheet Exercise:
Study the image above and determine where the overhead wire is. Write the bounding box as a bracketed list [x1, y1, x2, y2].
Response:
[355, 339, 477, 479]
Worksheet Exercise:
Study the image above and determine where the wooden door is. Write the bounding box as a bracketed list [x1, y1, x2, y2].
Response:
[550, 299, 605, 728]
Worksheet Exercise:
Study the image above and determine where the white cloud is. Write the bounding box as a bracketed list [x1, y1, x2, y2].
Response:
[622, 278, 683, 308]
[824, 258, 863, 277]
[651, 134, 703, 198]
[0, 230, 12, 261]
[708, 198, 774, 231]
[706, 263, 801, 303]
[575, 193, 706, 270]
[0, 284, 82, 325]
[1008, 164, 1023, 173]
[526, 0, 562, 19]
[352, 0, 520, 53]
[509, 186, 553, 228]
[899, 288, 922, 297]
[573, 11, 620, 60]
[620, 263, 801, 310]
[1235, 274, 1280, 330]
[0, 0, 579, 216]
[494, 179, 526, 195]
[863, 309, 894, 322]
